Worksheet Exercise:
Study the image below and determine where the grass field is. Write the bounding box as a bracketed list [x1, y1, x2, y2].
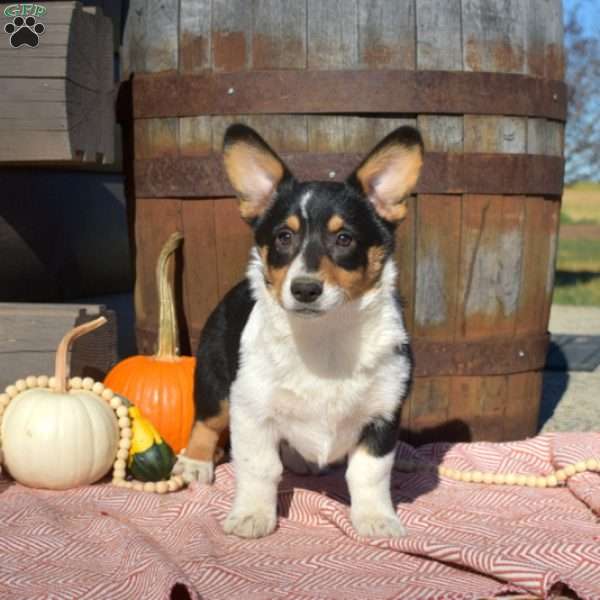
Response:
[554, 182, 600, 306]
[560, 183, 600, 224]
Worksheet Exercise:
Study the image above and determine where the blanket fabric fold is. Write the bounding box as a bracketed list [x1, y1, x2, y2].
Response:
[1, 432, 599, 600]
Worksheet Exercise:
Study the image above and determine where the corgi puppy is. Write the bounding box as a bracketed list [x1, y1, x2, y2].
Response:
[174, 124, 424, 539]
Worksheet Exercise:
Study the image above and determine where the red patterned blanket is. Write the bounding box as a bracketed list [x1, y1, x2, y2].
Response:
[1, 432, 599, 600]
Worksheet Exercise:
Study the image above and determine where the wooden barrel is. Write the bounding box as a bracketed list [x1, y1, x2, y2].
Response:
[121, 0, 565, 444]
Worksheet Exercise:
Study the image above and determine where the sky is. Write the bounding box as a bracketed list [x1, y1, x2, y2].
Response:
[563, 0, 600, 35]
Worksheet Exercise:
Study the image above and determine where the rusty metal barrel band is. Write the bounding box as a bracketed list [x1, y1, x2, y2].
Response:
[135, 327, 549, 378]
[411, 333, 550, 377]
[134, 153, 564, 198]
[131, 70, 567, 122]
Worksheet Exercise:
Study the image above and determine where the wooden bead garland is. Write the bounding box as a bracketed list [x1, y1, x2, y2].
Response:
[3, 373, 596, 493]
[399, 457, 600, 488]
[0, 377, 185, 494]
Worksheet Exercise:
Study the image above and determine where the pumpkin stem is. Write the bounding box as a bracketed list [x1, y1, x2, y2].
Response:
[155, 232, 184, 360]
[54, 317, 107, 392]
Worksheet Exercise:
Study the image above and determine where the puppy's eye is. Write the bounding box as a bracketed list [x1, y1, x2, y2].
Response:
[336, 232, 353, 247]
[276, 229, 293, 247]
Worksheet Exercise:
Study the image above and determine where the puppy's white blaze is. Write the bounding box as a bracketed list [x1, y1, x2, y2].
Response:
[299, 190, 312, 218]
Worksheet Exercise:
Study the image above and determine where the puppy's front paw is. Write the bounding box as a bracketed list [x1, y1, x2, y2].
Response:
[172, 455, 214, 484]
[223, 508, 277, 538]
[351, 512, 407, 538]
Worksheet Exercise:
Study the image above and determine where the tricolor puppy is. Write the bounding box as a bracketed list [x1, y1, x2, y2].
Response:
[175, 124, 424, 539]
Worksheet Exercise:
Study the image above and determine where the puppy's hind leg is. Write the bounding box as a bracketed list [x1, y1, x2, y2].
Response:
[174, 400, 229, 485]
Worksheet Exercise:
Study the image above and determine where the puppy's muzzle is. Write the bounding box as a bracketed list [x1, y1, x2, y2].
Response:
[291, 277, 323, 304]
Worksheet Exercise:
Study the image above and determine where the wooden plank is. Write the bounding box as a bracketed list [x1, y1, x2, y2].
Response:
[134, 118, 178, 159]
[343, 117, 416, 154]
[527, 119, 564, 157]
[516, 196, 550, 335]
[134, 199, 182, 347]
[252, 0, 307, 69]
[449, 375, 516, 442]
[307, 0, 358, 69]
[464, 115, 526, 153]
[66, 83, 100, 161]
[448, 376, 480, 441]
[214, 199, 253, 298]
[179, 116, 212, 156]
[181, 200, 220, 345]
[246, 115, 309, 153]
[543, 0, 565, 80]
[0, 102, 68, 120]
[527, 0, 564, 79]
[0, 303, 117, 389]
[395, 195, 416, 334]
[212, 0, 251, 72]
[414, 194, 461, 340]
[0, 303, 106, 352]
[179, 0, 212, 73]
[416, 0, 462, 70]
[307, 116, 347, 153]
[417, 116, 463, 152]
[542, 198, 560, 329]
[462, 0, 527, 74]
[213, 113, 309, 156]
[406, 377, 451, 440]
[0, 79, 67, 103]
[0, 118, 68, 131]
[0, 44, 69, 60]
[357, 0, 415, 69]
[0, 58, 69, 78]
[144, 0, 179, 72]
[97, 10, 115, 163]
[121, 0, 146, 77]
[478, 376, 507, 441]
[0, 131, 71, 161]
[505, 372, 540, 441]
[457, 195, 525, 340]
[66, 7, 99, 91]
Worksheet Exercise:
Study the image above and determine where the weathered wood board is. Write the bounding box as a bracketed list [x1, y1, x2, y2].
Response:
[0, 303, 117, 390]
[0, 1, 114, 163]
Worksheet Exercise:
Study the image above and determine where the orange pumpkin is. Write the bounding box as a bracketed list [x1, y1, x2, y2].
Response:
[105, 232, 195, 453]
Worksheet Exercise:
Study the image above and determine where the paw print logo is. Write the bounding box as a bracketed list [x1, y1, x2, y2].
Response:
[4, 16, 45, 48]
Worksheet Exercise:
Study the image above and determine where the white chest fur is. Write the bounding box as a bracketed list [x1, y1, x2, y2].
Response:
[231, 252, 411, 467]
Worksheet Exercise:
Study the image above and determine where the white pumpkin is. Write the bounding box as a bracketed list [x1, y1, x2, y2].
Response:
[1, 387, 119, 490]
[0, 317, 120, 490]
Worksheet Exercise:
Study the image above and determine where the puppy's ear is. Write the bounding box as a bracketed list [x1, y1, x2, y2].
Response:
[348, 126, 424, 223]
[223, 124, 292, 223]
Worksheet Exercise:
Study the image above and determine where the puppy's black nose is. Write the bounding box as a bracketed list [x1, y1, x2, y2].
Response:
[291, 277, 323, 303]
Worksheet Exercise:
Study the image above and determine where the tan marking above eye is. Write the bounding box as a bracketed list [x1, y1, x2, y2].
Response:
[327, 214, 345, 233]
[318, 246, 386, 300]
[285, 215, 301, 232]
